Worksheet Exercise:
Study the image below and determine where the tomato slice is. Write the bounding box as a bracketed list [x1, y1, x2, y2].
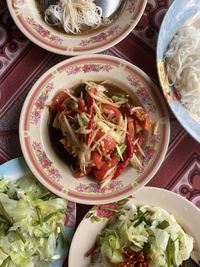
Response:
[52, 91, 68, 107]
[102, 136, 116, 152]
[95, 130, 104, 141]
[140, 113, 151, 131]
[95, 131, 116, 152]
[101, 104, 122, 123]
[91, 151, 104, 170]
[93, 155, 119, 181]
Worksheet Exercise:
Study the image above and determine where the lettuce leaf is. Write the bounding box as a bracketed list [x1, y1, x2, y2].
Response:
[0, 176, 68, 267]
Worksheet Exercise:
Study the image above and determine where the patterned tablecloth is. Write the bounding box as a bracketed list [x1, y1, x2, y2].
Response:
[1, 0, 200, 266]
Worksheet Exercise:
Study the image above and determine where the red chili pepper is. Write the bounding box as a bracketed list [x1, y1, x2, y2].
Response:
[125, 132, 134, 158]
[86, 94, 94, 115]
[113, 132, 135, 179]
[78, 98, 84, 112]
[85, 94, 94, 145]
[53, 102, 65, 112]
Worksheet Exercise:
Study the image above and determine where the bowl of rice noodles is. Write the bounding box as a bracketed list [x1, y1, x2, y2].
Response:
[7, 0, 147, 55]
[157, 0, 200, 143]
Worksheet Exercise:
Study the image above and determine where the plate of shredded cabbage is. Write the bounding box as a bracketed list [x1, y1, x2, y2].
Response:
[0, 157, 76, 267]
[68, 187, 200, 267]
[157, 0, 200, 143]
[19, 54, 170, 205]
[7, 0, 147, 55]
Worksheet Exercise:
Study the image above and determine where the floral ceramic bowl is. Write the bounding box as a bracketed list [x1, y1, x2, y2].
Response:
[19, 54, 170, 205]
[7, 0, 147, 55]
[68, 187, 200, 267]
[157, 0, 200, 143]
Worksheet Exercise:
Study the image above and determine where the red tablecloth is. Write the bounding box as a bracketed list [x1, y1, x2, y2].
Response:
[1, 1, 200, 266]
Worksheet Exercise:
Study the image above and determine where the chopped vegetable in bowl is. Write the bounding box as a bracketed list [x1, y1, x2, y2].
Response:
[0, 175, 69, 267]
[49, 81, 151, 184]
[89, 204, 194, 267]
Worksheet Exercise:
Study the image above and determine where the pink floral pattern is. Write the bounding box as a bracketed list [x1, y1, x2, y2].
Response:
[137, 134, 161, 173]
[32, 141, 62, 182]
[128, 0, 136, 13]
[26, 18, 64, 44]
[127, 74, 156, 113]
[75, 180, 123, 194]
[85, 198, 129, 223]
[79, 26, 121, 47]
[66, 63, 113, 75]
[31, 83, 54, 125]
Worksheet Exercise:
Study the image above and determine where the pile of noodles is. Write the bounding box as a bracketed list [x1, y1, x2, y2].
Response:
[44, 0, 105, 34]
[165, 24, 200, 123]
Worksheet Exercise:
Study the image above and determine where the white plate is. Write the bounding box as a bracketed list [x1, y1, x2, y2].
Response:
[7, 0, 147, 55]
[19, 54, 170, 205]
[68, 186, 200, 267]
[157, 0, 200, 143]
[0, 157, 76, 267]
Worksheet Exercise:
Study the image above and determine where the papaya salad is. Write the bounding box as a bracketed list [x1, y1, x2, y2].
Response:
[49, 81, 151, 184]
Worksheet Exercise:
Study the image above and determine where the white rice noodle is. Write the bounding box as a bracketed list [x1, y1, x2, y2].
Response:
[44, 0, 104, 34]
[165, 24, 200, 122]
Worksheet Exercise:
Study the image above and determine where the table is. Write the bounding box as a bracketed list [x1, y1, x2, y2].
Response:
[1, 0, 200, 266]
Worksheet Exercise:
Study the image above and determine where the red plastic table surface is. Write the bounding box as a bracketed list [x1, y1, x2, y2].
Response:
[0, 1, 200, 266]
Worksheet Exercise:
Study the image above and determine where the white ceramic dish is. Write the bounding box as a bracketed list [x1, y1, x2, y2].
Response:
[157, 0, 200, 143]
[0, 157, 76, 267]
[19, 54, 170, 205]
[7, 0, 147, 55]
[68, 186, 200, 267]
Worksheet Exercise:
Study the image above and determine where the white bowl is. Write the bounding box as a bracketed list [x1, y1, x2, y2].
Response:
[7, 0, 147, 55]
[19, 54, 170, 205]
[157, 0, 200, 143]
[68, 187, 200, 267]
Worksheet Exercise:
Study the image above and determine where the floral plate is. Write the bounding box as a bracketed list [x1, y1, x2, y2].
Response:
[0, 157, 76, 267]
[19, 54, 170, 205]
[157, 0, 200, 143]
[68, 187, 200, 267]
[7, 0, 147, 55]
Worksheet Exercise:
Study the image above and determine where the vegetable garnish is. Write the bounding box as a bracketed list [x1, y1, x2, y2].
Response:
[49, 81, 152, 183]
[89, 205, 194, 267]
[0, 175, 68, 267]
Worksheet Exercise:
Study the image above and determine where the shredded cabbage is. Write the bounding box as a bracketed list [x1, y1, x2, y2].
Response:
[90, 205, 194, 267]
[0, 175, 68, 267]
